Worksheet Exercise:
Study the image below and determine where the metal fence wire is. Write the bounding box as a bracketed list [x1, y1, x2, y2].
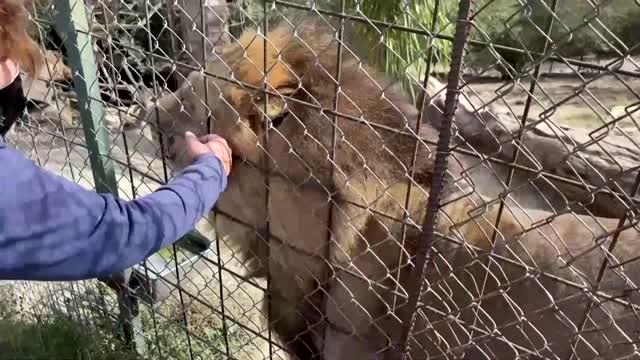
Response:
[2, 0, 640, 359]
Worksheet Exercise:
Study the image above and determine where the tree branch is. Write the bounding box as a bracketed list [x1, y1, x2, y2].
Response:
[424, 77, 640, 219]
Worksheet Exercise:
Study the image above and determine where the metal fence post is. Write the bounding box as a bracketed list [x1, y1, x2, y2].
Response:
[53, 0, 116, 195]
[52, 0, 144, 355]
[394, 0, 474, 358]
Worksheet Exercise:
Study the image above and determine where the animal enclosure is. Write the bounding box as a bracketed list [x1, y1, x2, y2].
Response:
[3, 0, 640, 359]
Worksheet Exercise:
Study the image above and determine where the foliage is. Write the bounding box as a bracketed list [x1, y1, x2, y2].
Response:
[345, 0, 455, 103]
[139, 301, 251, 360]
[28, 0, 640, 98]
[1, 282, 240, 360]
[470, 0, 640, 78]
[0, 309, 138, 360]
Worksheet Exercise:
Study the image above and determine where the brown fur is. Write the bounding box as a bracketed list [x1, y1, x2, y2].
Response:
[0, 0, 42, 78]
[145, 20, 640, 360]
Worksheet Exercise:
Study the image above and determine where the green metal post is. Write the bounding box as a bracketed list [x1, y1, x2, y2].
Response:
[52, 0, 143, 355]
[53, 0, 118, 195]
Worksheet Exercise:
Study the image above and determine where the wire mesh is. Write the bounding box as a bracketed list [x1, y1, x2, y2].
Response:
[3, 0, 640, 359]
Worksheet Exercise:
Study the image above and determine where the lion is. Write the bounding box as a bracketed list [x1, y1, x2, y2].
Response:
[144, 19, 640, 360]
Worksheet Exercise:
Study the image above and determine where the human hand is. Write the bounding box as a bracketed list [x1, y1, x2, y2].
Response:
[184, 131, 232, 176]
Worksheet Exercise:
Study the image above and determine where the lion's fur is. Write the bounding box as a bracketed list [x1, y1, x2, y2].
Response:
[146, 20, 640, 360]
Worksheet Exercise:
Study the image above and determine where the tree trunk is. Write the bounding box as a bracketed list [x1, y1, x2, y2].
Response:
[176, 0, 231, 67]
[423, 78, 640, 219]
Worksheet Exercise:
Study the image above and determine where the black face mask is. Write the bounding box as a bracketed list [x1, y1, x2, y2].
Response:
[0, 75, 27, 137]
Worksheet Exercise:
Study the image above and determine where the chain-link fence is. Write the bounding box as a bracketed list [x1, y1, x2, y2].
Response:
[2, 0, 640, 359]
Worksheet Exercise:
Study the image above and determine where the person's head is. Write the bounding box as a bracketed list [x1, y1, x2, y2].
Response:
[0, 0, 43, 137]
[0, 0, 42, 77]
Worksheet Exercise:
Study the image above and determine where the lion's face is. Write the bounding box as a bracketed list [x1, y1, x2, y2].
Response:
[147, 22, 429, 188]
[149, 25, 332, 174]
[206, 27, 321, 169]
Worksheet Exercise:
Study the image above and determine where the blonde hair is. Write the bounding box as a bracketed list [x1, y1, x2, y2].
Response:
[0, 0, 42, 77]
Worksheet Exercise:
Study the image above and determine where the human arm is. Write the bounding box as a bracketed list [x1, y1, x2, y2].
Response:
[0, 134, 230, 281]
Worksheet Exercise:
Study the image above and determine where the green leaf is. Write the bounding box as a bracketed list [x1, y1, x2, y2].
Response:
[346, 0, 455, 103]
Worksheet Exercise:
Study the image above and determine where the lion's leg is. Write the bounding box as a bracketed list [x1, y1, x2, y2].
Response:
[266, 268, 325, 360]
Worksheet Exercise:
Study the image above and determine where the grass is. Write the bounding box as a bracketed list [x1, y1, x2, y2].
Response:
[138, 298, 255, 360]
[0, 282, 252, 360]
[0, 312, 138, 360]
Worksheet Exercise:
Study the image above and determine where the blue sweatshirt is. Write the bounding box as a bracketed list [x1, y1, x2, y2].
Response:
[0, 136, 227, 281]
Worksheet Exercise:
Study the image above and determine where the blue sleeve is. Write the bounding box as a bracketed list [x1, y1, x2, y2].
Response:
[0, 144, 227, 281]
